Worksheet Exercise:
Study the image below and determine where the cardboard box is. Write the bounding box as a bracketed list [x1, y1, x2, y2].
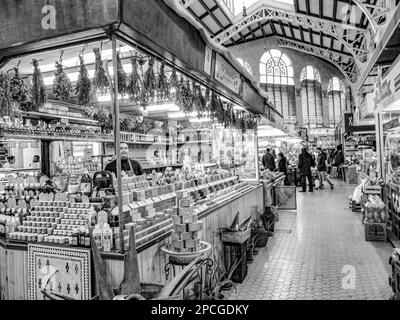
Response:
[179, 199, 191, 207]
[179, 206, 194, 215]
[172, 239, 184, 249]
[184, 239, 196, 249]
[174, 223, 187, 233]
[180, 232, 193, 241]
[188, 221, 203, 232]
[172, 215, 182, 224]
[181, 213, 196, 224]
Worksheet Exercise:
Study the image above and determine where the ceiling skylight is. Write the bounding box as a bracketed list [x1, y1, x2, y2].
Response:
[233, 0, 294, 16]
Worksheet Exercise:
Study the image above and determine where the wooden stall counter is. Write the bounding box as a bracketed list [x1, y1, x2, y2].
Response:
[0, 185, 263, 300]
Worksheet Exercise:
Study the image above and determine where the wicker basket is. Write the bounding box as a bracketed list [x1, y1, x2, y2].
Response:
[221, 228, 251, 244]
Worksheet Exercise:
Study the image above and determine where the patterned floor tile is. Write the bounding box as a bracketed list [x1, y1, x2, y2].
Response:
[225, 182, 393, 300]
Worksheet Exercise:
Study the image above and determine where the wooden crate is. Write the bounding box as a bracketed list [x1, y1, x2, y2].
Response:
[223, 241, 248, 284]
[365, 222, 387, 242]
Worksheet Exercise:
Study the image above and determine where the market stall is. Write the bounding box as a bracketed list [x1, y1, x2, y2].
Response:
[0, 0, 274, 300]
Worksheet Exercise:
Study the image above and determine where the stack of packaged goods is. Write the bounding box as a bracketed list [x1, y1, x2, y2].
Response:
[7, 193, 94, 248]
[171, 191, 203, 253]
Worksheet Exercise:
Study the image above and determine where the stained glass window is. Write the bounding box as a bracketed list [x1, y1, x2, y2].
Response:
[300, 65, 321, 83]
[260, 49, 294, 85]
[328, 77, 346, 93]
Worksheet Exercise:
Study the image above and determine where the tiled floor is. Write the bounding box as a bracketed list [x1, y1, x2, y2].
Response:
[226, 181, 393, 300]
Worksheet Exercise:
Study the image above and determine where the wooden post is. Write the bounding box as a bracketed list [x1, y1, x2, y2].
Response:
[111, 34, 125, 254]
[254, 126, 260, 183]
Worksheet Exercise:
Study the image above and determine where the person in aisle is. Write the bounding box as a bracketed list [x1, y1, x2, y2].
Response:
[332, 145, 345, 178]
[105, 143, 144, 177]
[316, 147, 334, 190]
[298, 146, 315, 192]
[277, 152, 290, 185]
[262, 148, 276, 171]
[3, 156, 15, 169]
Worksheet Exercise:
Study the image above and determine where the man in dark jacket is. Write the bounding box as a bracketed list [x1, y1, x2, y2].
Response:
[105, 143, 144, 177]
[262, 148, 276, 171]
[316, 147, 334, 190]
[298, 147, 315, 192]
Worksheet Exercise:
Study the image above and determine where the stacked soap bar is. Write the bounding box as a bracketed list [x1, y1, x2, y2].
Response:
[171, 191, 203, 253]
[9, 201, 91, 245]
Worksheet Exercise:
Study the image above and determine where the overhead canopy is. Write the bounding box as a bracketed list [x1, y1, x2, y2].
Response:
[179, 0, 398, 86]
[0, 0, 275, 117]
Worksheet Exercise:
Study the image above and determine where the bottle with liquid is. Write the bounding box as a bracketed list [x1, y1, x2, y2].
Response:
[93, 224, 103, 249]
[102, 223, 113, 252]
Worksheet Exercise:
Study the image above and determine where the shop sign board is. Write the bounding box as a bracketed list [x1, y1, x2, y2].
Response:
[204, 45, 213, 76]
[0, 0, 119, 50]
[383, 118, 400, 132]
[214, 54, 241, 94]
[375, 55, 400, 110]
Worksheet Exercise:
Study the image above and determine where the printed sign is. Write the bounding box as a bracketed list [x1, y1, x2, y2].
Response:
[375, 56, 400, 110]
[214, 54, 241, 94]
[204, 45, 212, 76]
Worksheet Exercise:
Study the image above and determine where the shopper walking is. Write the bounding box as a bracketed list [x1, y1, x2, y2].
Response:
[316, 147, 334, 190]
[298, 147, 315, 192]
[262, 148, 276, 171]
[277, 152, 290, 185]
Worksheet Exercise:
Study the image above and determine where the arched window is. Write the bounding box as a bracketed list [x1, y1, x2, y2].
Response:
[328, 77, 346, 126]
[300, 65, 321, 83]
[260, 50, 295, 124]
[237, 58, 253, 76]
[300, 65, 323, 128]
[260, 49, 294, 85]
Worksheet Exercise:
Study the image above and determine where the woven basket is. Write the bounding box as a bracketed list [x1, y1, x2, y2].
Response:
[221, 228, 251, 244]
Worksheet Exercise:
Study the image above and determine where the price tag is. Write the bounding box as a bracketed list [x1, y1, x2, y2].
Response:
[144, 199, 154, 206]
[153, 196, 162, 203]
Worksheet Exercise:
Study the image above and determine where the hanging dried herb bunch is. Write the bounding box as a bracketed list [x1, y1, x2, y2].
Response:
[9, 62, 35, 111]
[0, 73, 12, 117]
[175, 75, 184, 107]
[127, 56, 141, 103]
[204, 87, 211, 117]
[193, 83, 206, 118]
[143, 57, 156, 102]
[156, 60, 169, 100]
[116, 51, 127, 97]
[52, 52, 72, 102]
[92, 47, 109, 94]
[75, 55, 92, 106]
[181, 80, 194, 114]
[32, 59, 47, 109]
[169, 67, 178, 93]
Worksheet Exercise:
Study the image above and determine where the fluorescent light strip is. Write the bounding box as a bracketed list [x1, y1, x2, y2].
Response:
[146, 104, 180, 112]
[168, 112, 197, 119]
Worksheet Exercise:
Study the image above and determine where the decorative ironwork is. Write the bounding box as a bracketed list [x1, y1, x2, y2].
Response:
[213, 6, 370, 68]
[277, 38, 357, 84]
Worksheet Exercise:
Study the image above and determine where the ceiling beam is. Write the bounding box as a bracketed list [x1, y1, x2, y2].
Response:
[277, 37, 357, 83]
[186, 6, 214, 35]
[198, 0, 224, 30]
[213, 5, 368, 69]
[258, 22, 267, 37]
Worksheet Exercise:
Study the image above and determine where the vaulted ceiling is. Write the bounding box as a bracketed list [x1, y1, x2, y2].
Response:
[179, 0, 399, 86]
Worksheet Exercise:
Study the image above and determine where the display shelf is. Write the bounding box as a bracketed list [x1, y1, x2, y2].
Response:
[20, 111, 101, 126]
[3, 133, 112, 143]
